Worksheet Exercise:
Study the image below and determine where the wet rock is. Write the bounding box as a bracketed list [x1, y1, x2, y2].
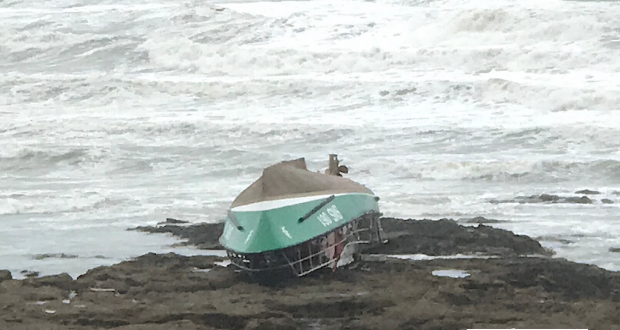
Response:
[495, 257, 620, 300]
[32, 253, 78, 260]
[3, 250, 620, 329]
[535, 236, 574, 245]
[156, 217, 189, 226]
[491, 194, 593, 204]
[458, 216, 505, 224]
[20, 270, 39, 278]
[399, 317, 467, 330]
[602, 198, 614, 204]
[245, 317, 299, 330]
[609, 247, 620, 253]
[75, 253, 231, 296]
[368, 218, 551, 257]
[576, 189, 601, 195]
[564, 196, 593, 204]
[539, 194, 560, 202]
[114, 321, 206, 330]
[129, 222, 224, 249]
[22, 285, 65, 302]
[0, 270, 11, 282]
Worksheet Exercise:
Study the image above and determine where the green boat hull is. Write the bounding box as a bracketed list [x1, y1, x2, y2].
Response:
[219, 192, 379, 254]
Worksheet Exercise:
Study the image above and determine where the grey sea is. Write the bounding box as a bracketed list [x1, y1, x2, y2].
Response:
[1, 0, 620, 278]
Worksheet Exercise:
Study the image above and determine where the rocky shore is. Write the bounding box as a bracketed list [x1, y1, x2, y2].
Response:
[2, 217, 620, 330]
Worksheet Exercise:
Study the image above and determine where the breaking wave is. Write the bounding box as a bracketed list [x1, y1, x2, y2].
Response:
[381, 158, 620, 184]
[0, 148, 97, 171]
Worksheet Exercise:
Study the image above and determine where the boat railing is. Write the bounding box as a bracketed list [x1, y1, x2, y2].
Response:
[227, 211, 386, 277]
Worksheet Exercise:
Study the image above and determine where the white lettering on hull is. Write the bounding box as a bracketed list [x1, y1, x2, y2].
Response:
[317, 205, 343, 227]
[281, 226, 292, 239]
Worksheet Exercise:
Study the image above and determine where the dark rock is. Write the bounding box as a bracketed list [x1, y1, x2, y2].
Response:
[399, 316, 467, 330]
[564, 196, 593, 204]
[496, 257, 619, 300]
[23, 273, 75, 291]
[0, 270, 11, 282]
[266, 298, 395, 319]
[20, 270, 39, 278]
[575, 189, 601, 195]
[129, 222, 224, 250]
[602, 199, 614, 204]
[245, 317, 299, 330]
[540, 194, 560, 202]
[458, 216, 504, 224]
[32, 253, 78, 260]
[20, 285, 65, 302]
[609, 247, 620, 253]
[367, 218, 551, 257]
[75, 253, 230, 296]
[156, 217, 190, 226]
[75, 318, 130, 328]
[535, 236, 574, 245]
[3, 251, 620, 329]
[491, 194, 592, 205]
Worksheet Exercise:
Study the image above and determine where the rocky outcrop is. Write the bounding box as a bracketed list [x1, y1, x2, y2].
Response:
[458, 216, 505, 224]
[490, 193, 593, 204]
[129, 217, 550, 257]
[489, 190, 620, 205]
[32, 253, 78, 260]
[2, 252, 620, 330]
[130, 222, 225, 250]
[368, 218, 551, 257]
[575, 189, 601, 195]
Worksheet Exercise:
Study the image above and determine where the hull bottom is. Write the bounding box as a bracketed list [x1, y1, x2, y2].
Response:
[226, 211, 387, 279]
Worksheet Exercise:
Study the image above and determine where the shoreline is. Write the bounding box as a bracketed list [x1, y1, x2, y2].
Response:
[2, 217, 620, 329]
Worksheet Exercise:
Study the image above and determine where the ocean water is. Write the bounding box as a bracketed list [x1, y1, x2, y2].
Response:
[2, 0, 620, 279]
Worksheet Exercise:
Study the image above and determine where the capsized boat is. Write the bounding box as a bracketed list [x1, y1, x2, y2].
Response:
[220, 154, 387, 277]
